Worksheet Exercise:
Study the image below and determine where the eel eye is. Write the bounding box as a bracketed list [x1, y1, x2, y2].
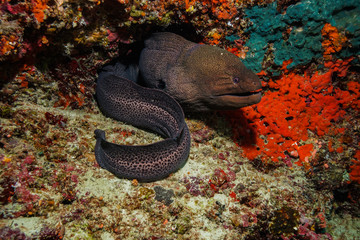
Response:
[233, 77, 240, 84]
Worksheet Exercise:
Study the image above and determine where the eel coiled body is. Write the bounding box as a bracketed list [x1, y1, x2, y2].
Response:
[95, 63, 190, 182]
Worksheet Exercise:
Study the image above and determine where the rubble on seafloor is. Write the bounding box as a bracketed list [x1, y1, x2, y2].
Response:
[0, 0, 359, 239]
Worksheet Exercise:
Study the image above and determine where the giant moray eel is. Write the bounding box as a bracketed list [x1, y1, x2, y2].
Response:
[140, 32, 262, 111]
[95, 32, 261, 182]
[95, 63, 191, 182]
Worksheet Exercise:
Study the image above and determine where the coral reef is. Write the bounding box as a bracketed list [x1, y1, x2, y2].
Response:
[243, 0, 360, 72]
[225, 57, 359, 166]
[0, 0, 359, 239]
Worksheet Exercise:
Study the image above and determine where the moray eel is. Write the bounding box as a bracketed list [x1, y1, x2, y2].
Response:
[139, 32, 262, 111]
[95, 63, 190, 182]
[95, 32, 261, 182]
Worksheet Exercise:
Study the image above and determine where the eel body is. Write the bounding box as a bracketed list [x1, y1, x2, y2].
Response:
[95, 32, 262, 182]
[95, 63, 190, 182]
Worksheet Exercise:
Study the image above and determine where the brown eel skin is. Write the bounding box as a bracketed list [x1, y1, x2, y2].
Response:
[139, 32, 262, 111]
[94, 32, 261, 182]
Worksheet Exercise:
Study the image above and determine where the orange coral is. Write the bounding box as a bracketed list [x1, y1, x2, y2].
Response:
[321, 23, 348, 61]
[208, 32, 222, 45]
[296, 144, 313, 165]
[54, 92, 84, 109]
[16, 64, 36, 88]
[185, 0, 195, 9]
[198, 0, 238, 20]
[350, 150, 360, 184]
[226, 47, 247, 59]
[224, 58, 359, 167]
[0, 35, 19, 56]
[31, 0, 49, 23]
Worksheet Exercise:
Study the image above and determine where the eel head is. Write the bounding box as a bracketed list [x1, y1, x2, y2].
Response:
[174, 44, 262, 111]
[140, 32, 262, 112]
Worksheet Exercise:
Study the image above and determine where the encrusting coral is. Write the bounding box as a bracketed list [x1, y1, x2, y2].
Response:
[224, 56, 359, 168]
[321, 23, 348, 61]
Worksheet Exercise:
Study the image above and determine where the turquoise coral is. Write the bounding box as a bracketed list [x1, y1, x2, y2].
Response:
[243, 0, 360, 72]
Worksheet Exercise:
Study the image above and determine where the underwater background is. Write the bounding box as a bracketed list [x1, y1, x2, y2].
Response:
[0, 0, 359, 239]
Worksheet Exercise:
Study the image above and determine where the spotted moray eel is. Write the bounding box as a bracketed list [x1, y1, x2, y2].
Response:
[94, 32, 261, 182]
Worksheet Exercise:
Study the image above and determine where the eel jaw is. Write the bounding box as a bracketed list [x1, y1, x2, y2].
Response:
[213, 89, 262, 109]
